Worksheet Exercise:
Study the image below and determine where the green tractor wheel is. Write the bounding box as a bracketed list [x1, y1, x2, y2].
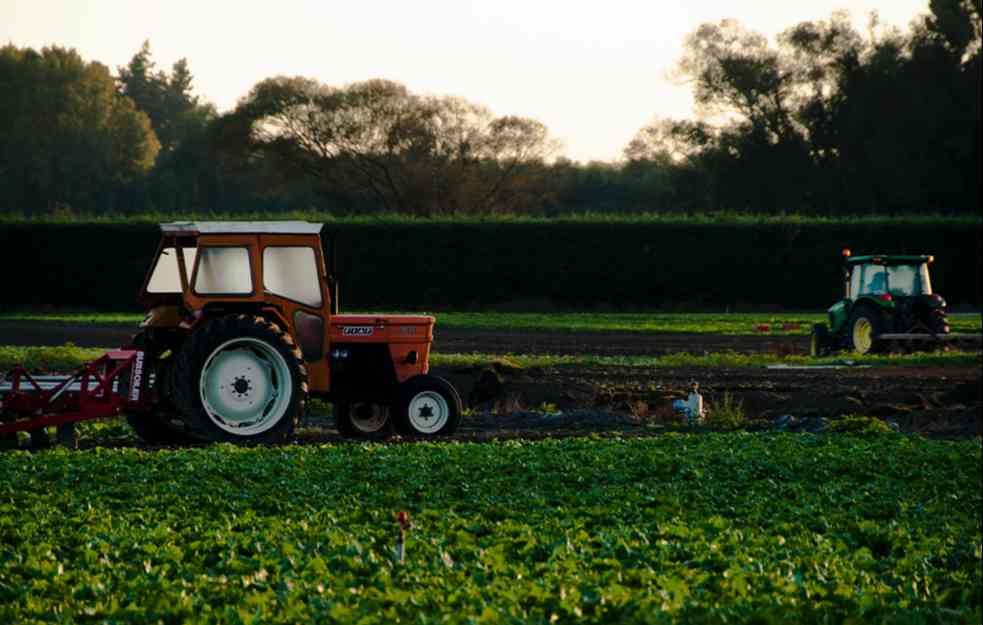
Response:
[848, 306, 885, 355]
[810, 324, 830, 357]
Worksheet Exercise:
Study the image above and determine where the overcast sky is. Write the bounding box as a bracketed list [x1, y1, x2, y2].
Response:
[2, 0, 929, 162]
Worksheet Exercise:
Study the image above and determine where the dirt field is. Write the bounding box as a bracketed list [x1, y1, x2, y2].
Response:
[434, 361, 981, 437]
[2, 320, 979, 439]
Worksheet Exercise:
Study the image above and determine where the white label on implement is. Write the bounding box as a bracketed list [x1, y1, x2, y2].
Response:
[129, 351, 145, 402]
[341, 326, 374, 336]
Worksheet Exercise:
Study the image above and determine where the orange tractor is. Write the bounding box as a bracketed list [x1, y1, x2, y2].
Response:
[0, 222, 462, 446]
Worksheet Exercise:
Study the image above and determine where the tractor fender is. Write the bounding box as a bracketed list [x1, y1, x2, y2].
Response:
[198, 303, 290, 333]
[827, 300, 850, 334]
[920, 294, 947, 309]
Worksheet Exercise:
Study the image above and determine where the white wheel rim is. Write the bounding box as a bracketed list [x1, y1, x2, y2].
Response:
[350, 403, 389, 433]
[199, 337, 293, 436]
[407, 391, 449, 434]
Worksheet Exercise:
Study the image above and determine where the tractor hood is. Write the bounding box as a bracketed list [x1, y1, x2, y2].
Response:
[329, 314, 435, 344]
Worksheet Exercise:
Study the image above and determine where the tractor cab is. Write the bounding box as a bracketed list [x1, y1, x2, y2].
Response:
[843, 255, 934, 301]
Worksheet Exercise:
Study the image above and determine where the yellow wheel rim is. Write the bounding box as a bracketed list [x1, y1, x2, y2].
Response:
[853, 317, 873, 353]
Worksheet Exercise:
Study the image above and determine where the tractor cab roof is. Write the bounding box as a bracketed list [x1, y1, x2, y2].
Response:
[160, 221, 323, 236]
[845, 254, 933, 266]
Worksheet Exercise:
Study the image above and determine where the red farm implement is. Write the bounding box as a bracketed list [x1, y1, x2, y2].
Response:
[0, 350, 149, 448]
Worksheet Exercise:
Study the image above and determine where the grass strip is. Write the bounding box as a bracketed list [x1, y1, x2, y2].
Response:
[1, 311, 980, 335]
[433, 350, 982, 369]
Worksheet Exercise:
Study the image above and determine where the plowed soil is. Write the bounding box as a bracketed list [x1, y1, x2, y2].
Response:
[2, 320, 979, 438]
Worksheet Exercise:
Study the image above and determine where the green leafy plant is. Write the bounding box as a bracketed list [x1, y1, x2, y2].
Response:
[706, 391, 745, 430]
[829, 414, 896, 433]
[0, 435, 978, 624]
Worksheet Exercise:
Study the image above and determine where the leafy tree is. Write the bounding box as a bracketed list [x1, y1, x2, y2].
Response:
[117, 41, 214, 155]
[628, 3, 980, 215]
[0, 45, 159, 213]
[116, 41, 217, 211]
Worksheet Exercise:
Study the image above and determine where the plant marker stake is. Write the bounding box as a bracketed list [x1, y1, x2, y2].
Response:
[395, 511, 410, 563]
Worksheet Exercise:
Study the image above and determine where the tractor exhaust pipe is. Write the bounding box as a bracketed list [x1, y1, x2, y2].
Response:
[327, 229, 340, 315]
[841, 248, 852, 298]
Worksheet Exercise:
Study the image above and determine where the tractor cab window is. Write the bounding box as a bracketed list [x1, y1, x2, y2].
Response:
[193, 247, 253, 295]
[849, 266, 862, 299]
[855, 263, 932, 297]
[263, 247, 322, 307]
[857, 264, 887, 296]
[887, 264, 932, 296]
[147, 247, 198, 293]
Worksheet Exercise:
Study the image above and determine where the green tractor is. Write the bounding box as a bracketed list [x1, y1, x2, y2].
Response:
[811, 249, 959, 356]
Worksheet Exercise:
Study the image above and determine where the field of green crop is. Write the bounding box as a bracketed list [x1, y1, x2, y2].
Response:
[0, 435, 979, 624]
[1, 311, 981, 336]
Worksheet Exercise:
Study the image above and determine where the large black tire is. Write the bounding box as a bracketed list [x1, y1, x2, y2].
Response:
[334, 402, 393, 439]
[393, 375, 462, 437]
[848, 305, 886, 355]
[171, 315, 308, 443]
[126, 332, 198, 445]
[809, 323, 830, 357]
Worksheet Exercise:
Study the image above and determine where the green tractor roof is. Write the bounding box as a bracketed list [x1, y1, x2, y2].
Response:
[844, 254, 933, 266]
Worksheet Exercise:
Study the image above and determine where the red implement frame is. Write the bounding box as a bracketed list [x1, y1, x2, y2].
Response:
[0, 350, 148, 434]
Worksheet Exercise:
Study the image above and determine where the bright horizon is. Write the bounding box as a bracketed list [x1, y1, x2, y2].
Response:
[2, 0, 929, 162]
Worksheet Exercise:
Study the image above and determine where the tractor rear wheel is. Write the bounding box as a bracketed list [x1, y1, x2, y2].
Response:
[927, 308, 950, 335]
[172, 315, 308, 443]
[393, 375, 462, 437]
[334, 402, 393, 438]
[849, 305, 885, 355]
[809, 324, 830, 357]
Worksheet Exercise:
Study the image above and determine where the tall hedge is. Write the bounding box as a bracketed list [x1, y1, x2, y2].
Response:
[0, 223, 979, 311]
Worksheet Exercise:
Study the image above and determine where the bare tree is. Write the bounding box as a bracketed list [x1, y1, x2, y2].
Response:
[233, 78, 558, 214]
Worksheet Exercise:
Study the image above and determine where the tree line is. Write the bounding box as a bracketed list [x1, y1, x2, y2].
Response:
[0, 0, 978, 217]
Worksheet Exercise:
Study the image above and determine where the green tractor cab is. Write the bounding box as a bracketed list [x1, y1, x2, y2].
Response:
[811, 250, 954, 356]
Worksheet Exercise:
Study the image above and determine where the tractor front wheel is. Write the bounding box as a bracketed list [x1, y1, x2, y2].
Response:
[393, 375, 462, 437]
[849, 306, 885, 355]
[172, 315, 308, 443]
[334, 402, 393, 438]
